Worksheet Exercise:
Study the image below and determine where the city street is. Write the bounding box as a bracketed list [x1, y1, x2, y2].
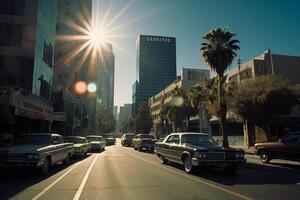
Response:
[0, 140, 299, 200]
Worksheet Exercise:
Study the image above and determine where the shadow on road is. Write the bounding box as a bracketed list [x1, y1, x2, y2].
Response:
[166, 161, 300, 186]
[0, 155, 91, 200]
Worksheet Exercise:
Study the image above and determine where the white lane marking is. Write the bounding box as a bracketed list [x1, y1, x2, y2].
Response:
[73, 154, 98, 200]
[32, 161, 82, 200]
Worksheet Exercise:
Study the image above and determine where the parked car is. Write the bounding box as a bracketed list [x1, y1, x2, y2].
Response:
[154, 133, 246, 174]
[86, 135, 106, 152]
[64, 136, 91, 157]
[104, 134, 116, 145]
[0, 133, 74, 174]
[132, 134, 156, 151]
[254, 132, 300, 163]
[121, 133, 135, 147]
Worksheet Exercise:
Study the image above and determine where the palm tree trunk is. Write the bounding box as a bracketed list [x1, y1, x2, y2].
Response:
[218, 74, 229, 147]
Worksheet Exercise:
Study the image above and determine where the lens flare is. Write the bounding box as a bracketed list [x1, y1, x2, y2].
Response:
[87, 82, 97, 93]
[74, 81, 87, 95]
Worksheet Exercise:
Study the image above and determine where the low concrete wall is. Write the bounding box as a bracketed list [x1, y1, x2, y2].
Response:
[213, 136, 244, 146]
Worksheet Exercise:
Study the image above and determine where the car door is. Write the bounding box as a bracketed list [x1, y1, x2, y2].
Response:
[282, 134, 300, 160]
[164, 135, 175, 160]
[168, 134, 182, 163]
[51, 136, 61, 163]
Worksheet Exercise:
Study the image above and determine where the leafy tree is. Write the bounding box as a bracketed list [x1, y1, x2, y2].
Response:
[95, 105, 116, 134]
[200, 27, 240, 147]
[119, 118, 135, 133]
[135, 102, 152, 134]
[231, 75, 299, 143]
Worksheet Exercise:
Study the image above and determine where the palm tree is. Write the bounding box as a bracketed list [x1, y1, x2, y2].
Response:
[200, 27, 239, 147]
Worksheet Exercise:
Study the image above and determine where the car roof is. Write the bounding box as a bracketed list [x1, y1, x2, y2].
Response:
[22, 133, 61, 137]
[124, 133, 134, 136]
[65, 136, 86, 139]
[169, 132, 210, 136]
[86, 135, 103, 137]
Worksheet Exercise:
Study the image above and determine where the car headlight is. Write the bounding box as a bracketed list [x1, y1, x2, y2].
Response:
[194, 152, 207, 159]
[28, 154, 39, 159]
[235, 153, 244, 158]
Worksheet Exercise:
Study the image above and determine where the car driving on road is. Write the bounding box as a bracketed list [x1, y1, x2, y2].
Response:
[121, 133, 135, 147]
[104, 134, 116, 145]
[64, 136, 91, 157]
[132, 134, 156, 151]
[0, 133, 74, 174]
[154, 133, 246, 174]
[254, 132, 300, 163]
[86, 135, 106, 152]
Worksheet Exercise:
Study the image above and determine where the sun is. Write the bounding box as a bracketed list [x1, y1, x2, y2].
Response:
[87, 24, 107, 49]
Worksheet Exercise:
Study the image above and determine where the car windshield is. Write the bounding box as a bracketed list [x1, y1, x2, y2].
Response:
[105, 135, 115, 138]
[125, 134, 134, 139]
[140, 135, 155, 139]
[65, 137, 86, 144]
[181, 134, 218, 147]
[86, 137, 103, 142]
[15, 135, 51, 145]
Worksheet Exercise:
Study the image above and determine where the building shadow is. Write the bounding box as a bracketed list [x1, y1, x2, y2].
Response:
[0, 155, 90, 200]
[165, 161, 300, 186]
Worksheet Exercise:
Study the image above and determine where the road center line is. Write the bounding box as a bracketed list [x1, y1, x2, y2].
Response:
[73, 154, 98, 200]
[120, 147, 253, 200]
[32, 161, 82, 200]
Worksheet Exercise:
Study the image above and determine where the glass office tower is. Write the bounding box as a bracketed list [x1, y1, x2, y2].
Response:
[132, 35, 176, 115]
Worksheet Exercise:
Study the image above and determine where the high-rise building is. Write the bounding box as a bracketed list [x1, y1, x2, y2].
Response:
[0, 0, 57, 140]
[52, 0, 93, 135]
[96, 43, 115, 115]
[113, 106, 118, 121]
[132, 35, 176, 116]
[118, 104, 132, 125]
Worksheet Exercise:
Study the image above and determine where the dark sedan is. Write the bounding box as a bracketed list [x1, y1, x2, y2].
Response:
[254, 132, 300, 163]
[121, 133, 135, 147]
[132, 134, 156, 151]
[154, 133, 246, 174]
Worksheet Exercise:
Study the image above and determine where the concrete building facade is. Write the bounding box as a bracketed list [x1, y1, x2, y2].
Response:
[148, 68, 210, 137]
[0, 0, 57, 142]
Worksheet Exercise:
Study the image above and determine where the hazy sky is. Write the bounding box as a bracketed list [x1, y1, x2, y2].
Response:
[92, 0, 300, 108]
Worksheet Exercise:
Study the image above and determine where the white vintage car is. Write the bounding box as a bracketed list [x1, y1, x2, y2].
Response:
[0, 133, 74, 174]
[86, 135, 106, 152]
[64, 136, 91, 157]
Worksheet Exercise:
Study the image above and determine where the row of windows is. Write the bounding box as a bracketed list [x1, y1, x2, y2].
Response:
[0, 0, 25, 16]
[43, 41, 54, 68]
[151, 113, 160, 121]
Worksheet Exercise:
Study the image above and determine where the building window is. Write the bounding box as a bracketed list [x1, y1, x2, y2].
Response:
[0, 0, 25, 16]
[43, 41, 54, 67]
[0, 23, 23, 46]
[240, 68, 252, 80]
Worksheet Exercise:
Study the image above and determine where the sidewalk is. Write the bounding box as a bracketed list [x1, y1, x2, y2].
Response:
[230, 145, 255, 155]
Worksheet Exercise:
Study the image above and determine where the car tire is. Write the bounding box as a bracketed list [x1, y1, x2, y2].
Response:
[184, 155, 196, 174]
[40, 157, 50, 174]
[160, 155, 168, 164]
[63, 154, 70, 165]
[260, 150, 271, 163]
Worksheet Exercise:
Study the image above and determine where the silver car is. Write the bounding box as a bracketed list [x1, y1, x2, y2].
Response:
[86, 135, 106, 152]
[0, 133, 74, 174]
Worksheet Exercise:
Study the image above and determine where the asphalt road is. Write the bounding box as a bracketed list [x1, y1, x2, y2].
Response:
[1, 140, 300, 200]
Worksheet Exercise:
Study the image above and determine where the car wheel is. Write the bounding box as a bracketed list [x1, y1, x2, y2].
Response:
[225, 165, 238, 174]
[160, 155, 168, 164]
[260, 150, 271, 163]
[40, 158, 50, 174]
[184, 155, 196, 174]
[63, 154, 70, 165]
